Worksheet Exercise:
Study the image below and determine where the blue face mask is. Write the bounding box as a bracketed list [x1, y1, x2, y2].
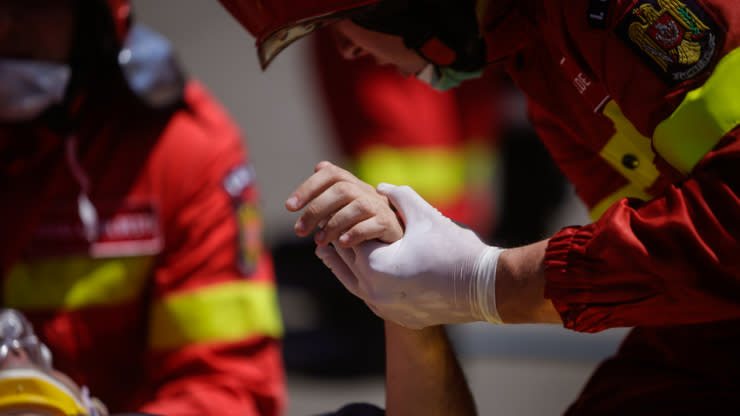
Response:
[118, 24, 185, 109]
[0, 24, 182, 123]
[0, 59, 72, 122]
[416, 63, 484, 91]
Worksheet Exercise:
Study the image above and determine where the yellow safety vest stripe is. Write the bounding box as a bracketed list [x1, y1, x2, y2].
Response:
[353, 144, 493, 205]
[654, 47, 740, 175]
[465, 140, 498, 189]
[5, 256, 153, 310]
[149, 280, 283, 350]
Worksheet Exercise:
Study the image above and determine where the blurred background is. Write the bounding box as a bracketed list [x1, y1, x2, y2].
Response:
[133, 1, 629, 415]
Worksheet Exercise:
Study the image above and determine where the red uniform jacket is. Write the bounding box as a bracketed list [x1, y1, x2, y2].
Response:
[485, 0, 740, 411]
[0, 80, 285, 415]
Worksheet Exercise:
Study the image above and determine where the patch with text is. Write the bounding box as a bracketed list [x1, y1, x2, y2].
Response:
[615, 0, 722, 85]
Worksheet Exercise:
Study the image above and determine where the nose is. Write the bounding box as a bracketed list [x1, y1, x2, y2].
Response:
[332, 31, 366, 60]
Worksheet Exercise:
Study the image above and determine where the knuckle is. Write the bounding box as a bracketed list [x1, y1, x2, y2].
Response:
[303, 204, 323, 222]
[333, 180, 355, 195]
[354, 201, 372, 216]
[379, 215, 396, 230]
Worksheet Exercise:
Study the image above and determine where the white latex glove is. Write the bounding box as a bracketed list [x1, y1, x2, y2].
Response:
[315, 183, 505, 329]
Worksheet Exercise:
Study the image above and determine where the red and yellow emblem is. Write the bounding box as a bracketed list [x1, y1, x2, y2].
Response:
[616, 0, 721, 85]
[236, 202, 263, 275]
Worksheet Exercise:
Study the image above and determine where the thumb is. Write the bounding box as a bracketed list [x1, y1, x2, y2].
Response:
[377, 183, 438, 226]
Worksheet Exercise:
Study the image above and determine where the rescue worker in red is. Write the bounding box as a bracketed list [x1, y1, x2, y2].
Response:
[219, 0, 740, 413]
[0, 0, 284, 415]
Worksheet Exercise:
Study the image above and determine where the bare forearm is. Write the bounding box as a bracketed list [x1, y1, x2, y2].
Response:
[495, 239, 562, 324]
[384, 322, 477, 416]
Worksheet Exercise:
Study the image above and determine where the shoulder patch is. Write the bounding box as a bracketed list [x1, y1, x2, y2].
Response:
[223, 163, 256, 197]
[223, 163, 262, 276]
[234, 201, 263, 276]
[615, 0, 722, 86]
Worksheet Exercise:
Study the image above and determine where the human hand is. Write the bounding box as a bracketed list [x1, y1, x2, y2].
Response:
[316, 183, 505, 329]
[286, 161, 404, 246]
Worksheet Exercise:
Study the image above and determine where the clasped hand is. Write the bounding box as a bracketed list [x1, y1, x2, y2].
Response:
[287, 162, 504, 329]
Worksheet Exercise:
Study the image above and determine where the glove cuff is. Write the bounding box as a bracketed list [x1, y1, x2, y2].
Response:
[471, 246, 505, 324]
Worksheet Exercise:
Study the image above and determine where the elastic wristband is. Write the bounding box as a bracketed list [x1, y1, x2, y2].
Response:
[472, 246, 505, 324]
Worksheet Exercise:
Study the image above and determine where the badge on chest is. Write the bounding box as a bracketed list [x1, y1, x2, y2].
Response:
[615, 0, 723, 86]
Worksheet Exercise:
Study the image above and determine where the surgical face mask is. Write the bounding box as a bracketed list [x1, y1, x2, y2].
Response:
[0, 59, 72, 123]
[416, 63, 483, 91]
[0, 309, 103, 416]
[118, 24, 185, 109]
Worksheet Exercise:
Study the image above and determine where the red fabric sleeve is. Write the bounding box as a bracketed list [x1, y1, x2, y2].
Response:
[545, 130, 740, 332]
[135, 82, 285, 415]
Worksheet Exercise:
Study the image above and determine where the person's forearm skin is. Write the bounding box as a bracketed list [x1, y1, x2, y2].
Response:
[384, 322, 477, 416]
[495, 239, 562, 324]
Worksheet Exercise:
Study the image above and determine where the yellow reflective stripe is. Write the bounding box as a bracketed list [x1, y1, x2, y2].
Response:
[149, 280, 283, 350]
[5, 256, 153, 310]
[465, 140, 497, 189]
[353, 145, 467, 205]
[601, 101, 661, 190]
[589, 183, 653, 221]
[593, 100, 660, 221]
[654, 47, 740, 175]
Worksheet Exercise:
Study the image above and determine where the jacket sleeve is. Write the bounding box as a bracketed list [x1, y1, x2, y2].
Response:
[543, 123, 740, 333]
[136, 82, 285, 415]
[536, 0, 740, 333]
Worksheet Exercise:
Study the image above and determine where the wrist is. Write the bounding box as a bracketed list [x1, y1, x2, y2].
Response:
[495, 240, 562, 324]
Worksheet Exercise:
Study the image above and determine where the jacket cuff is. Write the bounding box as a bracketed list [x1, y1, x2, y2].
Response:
[544, 225, 612, 333]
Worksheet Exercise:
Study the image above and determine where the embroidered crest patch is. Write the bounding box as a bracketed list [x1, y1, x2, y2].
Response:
[615, 0, 722, 85]
[235, 201, 263, 276]
[223, 163, 262, 276]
